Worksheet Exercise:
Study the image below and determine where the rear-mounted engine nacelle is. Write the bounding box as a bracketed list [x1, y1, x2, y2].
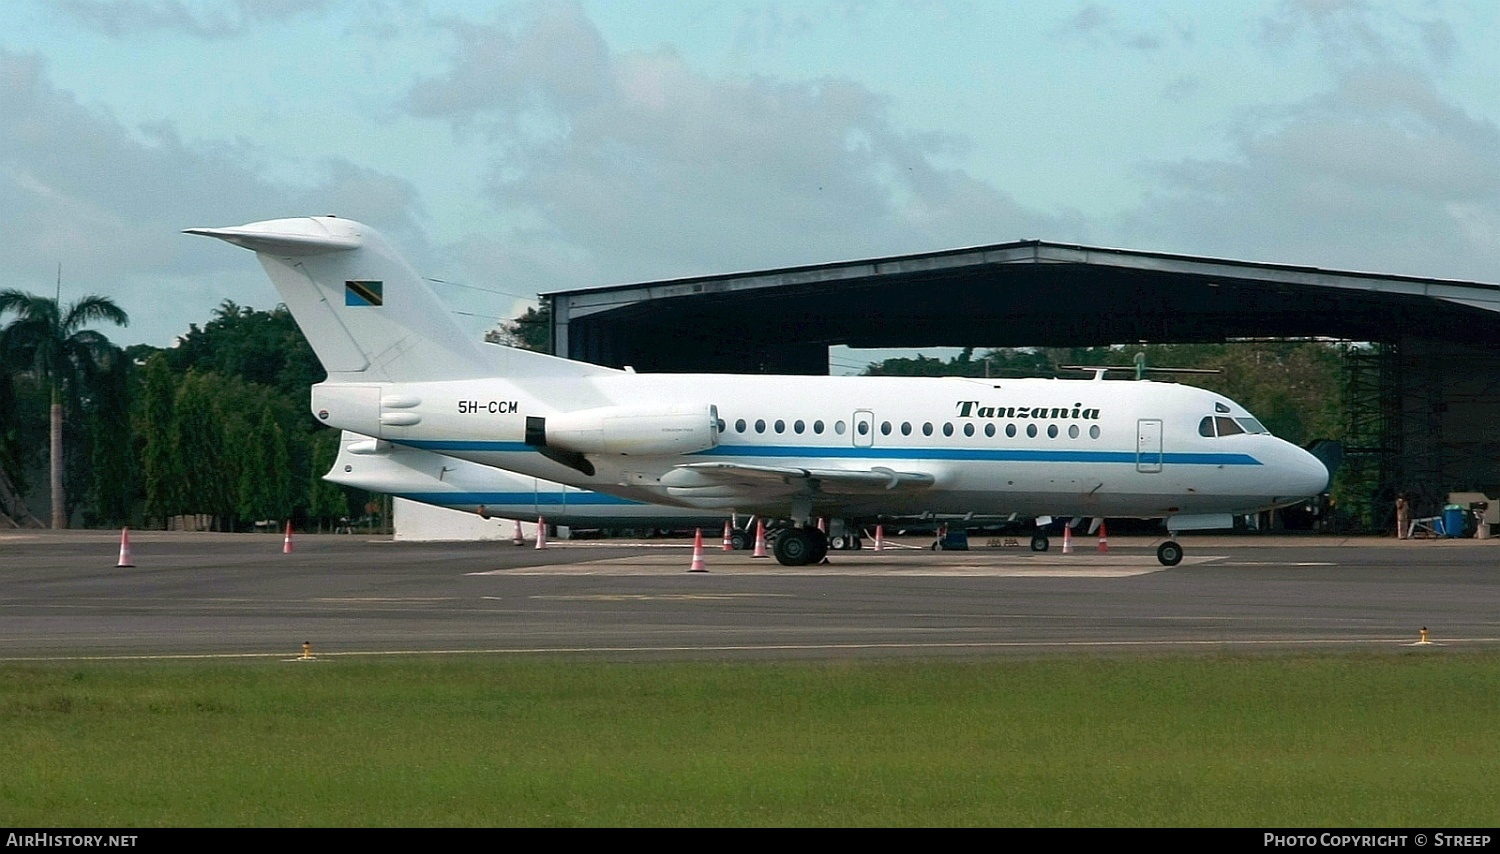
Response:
[528, 404, 719, 456]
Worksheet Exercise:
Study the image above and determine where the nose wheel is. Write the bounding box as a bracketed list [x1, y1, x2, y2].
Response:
[1157, 540, 1183, 566]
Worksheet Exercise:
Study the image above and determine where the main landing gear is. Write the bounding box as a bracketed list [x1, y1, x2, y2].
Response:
[771, 526, 828, 566]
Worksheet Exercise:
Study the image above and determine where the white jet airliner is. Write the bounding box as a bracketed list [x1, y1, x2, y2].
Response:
[189, 216, 1330, 567]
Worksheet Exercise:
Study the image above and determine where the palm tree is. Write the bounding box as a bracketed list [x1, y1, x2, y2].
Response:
[0, 290, 129, 528]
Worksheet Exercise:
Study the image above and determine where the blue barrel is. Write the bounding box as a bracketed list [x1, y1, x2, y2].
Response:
[1443, 505, 1467, 538]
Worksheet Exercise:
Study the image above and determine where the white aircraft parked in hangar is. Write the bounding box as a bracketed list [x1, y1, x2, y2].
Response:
[189, 216, 1330, 567]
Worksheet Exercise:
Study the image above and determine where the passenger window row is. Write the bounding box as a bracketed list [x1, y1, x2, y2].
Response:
[717, 417, 1103, 441]
[724, 418, 844, 435]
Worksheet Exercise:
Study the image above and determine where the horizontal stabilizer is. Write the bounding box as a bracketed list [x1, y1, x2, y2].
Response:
[184, 218, 363, 256]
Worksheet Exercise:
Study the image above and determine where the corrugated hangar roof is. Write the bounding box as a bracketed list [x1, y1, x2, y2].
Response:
[544, 239, 1500, 374]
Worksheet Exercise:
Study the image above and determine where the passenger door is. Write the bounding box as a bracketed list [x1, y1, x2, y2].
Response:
[1136, 419, 1163, 473]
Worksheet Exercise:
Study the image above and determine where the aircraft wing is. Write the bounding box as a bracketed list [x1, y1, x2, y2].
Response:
[664, 462, 935, 496]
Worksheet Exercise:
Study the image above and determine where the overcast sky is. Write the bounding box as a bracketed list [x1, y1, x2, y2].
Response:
[4, 0, 1498, 373]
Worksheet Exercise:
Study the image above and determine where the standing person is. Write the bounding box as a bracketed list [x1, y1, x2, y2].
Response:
[1396, 494, 1410, 539]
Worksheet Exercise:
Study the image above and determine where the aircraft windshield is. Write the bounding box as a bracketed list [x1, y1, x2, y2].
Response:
[1235, 416, 1269, 434]
[1199, 415, 1270, 437]
[1215, 416, 1245, 436]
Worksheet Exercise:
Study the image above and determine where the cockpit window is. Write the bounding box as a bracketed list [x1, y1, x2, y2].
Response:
[1214, 416, 1245, 436]
[1235, 416, 1269, 434]
[1199, 416, 1215, 437]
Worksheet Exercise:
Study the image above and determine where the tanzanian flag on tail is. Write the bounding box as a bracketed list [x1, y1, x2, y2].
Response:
[345, 280, 383, 306]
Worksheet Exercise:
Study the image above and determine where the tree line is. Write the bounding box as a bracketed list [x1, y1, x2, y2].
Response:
[1, 297, 358, 531]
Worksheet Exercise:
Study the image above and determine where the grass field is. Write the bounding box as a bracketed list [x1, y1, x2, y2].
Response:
[4, 651, 1497, 826]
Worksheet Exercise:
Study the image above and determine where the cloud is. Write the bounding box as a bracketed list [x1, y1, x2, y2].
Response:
[1258, 0, 1458, 68]
[55, 0, 333, 39]
[0, 47, 425, 346]
[1122, 64, 1500, 279]
[405, 2, 1079, 293]
[1053, 2, 1193, 52]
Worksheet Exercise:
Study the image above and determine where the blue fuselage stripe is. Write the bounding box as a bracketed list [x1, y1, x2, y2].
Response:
[396, 440, 1261, 467]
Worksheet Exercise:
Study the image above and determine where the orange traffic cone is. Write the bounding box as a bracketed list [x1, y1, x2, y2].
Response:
[722, 521, 733, 552]
[689, 528, 708, 572]
[752, 519, 769, 558]
[283, 521, 294, 554]
[1063, 525, 1074, 553]
[1098, 521, 1109, 554]
[116, 527, 135, 567]
[874, 524, 885, 551]
[535, 516, 547, 550]
[817, 517, 826, 533]
[512, 519, 524, 546]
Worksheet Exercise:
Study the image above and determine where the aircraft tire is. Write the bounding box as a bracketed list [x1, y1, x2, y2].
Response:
[773, 528, 814, 566]
[1030, 534, 1050, 552]
[1157, 540, 1183, 566]
[730, 531, 751, 551]
[809, 529, 829, 564]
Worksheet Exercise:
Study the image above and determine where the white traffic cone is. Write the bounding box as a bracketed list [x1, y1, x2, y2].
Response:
[874, 524, 885, 551]
[512, 519, 524, 546]
[752, 519, 769, 558]
[535, 516, 548, 549]
[1062, 525, 1073, 553]
[283, 521, 294, 554]
[1098, 521, 1109, 554]
[722, 521, 733, 552]
[689, 528, 708, 572]
[116, 527, 135, 568]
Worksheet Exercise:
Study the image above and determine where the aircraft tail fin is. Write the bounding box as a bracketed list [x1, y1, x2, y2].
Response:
[187, 216, 588, 383]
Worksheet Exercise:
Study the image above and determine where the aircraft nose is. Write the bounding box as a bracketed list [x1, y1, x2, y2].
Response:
[1289, 444, 1331, 497]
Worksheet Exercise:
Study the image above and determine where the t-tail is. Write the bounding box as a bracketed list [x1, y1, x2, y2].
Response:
[186, 216, 609, 383]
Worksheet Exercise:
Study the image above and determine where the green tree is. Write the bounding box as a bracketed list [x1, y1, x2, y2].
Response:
[172, 370, 233, 528]
[139, 353, 180, 525]
[486, 303, 551, 352]
[233, 406, 292, 527]
[307, 428, 350, 530]
[83, 347, 134, 526]
[168, 300, 325, 395]
[0, 289, 129, 528]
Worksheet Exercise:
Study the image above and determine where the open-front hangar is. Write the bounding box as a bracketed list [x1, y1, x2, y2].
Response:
[545, 240, 1500, 519]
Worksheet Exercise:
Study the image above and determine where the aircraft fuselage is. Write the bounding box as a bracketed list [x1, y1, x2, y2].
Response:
[311, 372, 1327, 523]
